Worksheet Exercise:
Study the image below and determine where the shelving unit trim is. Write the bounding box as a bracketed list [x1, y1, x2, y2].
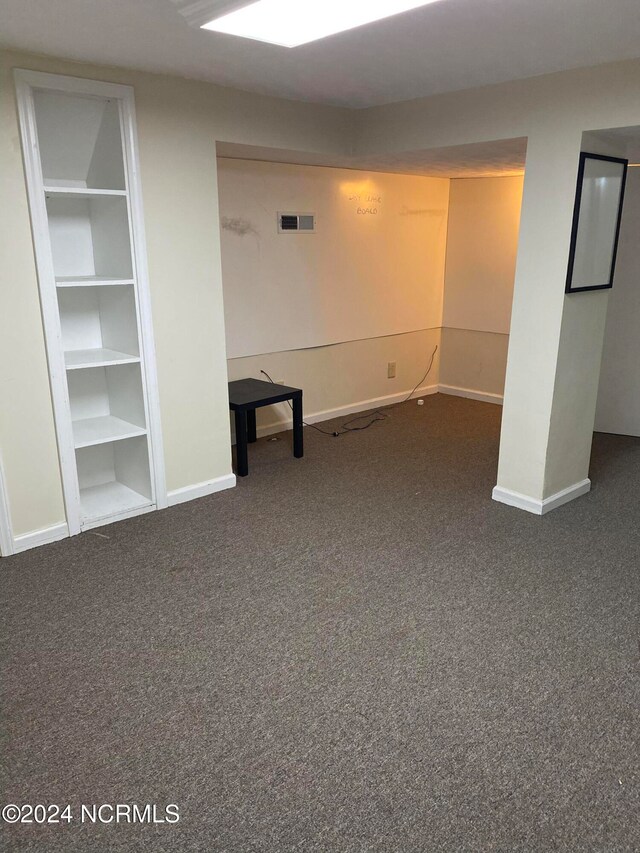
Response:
[15, 69, 168, 535]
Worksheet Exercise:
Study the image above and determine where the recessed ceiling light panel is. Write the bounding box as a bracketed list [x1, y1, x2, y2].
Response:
[201, 0, 443, 48]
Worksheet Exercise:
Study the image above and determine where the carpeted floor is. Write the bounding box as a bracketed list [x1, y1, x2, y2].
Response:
[1, 394, 639, 852]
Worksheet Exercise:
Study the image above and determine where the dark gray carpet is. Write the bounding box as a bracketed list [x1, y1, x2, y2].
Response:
[1, 394, 639, 852]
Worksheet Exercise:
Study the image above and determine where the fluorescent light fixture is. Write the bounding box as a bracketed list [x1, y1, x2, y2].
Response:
[202, 0, 443, 48]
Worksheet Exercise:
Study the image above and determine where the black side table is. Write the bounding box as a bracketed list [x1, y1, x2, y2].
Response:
[228, 378, 303, 477]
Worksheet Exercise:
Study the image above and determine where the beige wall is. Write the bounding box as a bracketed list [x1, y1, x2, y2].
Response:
[439, 328, 510, 399]
[0, 48, 352, 539]
[355, 60, 640, 157]
[218, 158, 449, 358]
[4, 46, 640, 539]
[357, 59, 640, 502]
[441, 175, 523, 398]
[443, 176, 522, 335]
[221, 163, 521, 423]
[219, 158, 447, 433]
[594, 167, 640, 436]
[228, 329, 441, 436]
[0, 65, 65, 535]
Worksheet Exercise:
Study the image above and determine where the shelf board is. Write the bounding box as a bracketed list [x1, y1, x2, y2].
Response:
[65, 348, 141, 370]
[80, 481, 152, 522]
[72, 415, 147, 449]
[44, 186, 127, 199]
[56, 276, 135, 288]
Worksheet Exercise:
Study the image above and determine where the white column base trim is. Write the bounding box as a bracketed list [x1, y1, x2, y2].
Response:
[492, 479, 591, 515]
[438, 384, 504, 405]
[234, 384, 439, 443]
[167, 473, 236, 507]
[12, 522, 70, 554]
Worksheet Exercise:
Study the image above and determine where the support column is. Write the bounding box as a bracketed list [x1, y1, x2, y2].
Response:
[494, 129, 610, 514]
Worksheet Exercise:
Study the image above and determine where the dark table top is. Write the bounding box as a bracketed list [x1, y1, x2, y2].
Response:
[228, 378, 302, 409]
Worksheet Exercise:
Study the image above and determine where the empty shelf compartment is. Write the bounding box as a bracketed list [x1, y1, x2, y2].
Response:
[59, 285, 140, 367]
[68, 363, 147, 449]
[34, 90, 126, 191]
[76, 436, 153, 523]
[46, 194, 132, 280]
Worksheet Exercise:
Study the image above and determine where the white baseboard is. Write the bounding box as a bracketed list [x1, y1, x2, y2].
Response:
[234, 383, 506, 442]
[304, 384, 439, 426]
[12, 521, 70, 554]
[167, 473, 237, 507]
[492, 479, 591, 515]
[491, 486, 545, 514]
[438, 384, 503, 405]
[233, 384, 440, 442]
[3, 476, 238, 555]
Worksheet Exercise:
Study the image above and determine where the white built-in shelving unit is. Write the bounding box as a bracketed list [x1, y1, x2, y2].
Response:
[15, 70, 166, 534]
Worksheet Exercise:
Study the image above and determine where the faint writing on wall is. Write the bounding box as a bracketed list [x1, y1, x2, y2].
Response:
[348, 193, 383, 215]
[399, 206, 444, 217]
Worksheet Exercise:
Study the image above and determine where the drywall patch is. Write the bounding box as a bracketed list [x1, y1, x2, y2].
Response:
[221, 216, 259, 237]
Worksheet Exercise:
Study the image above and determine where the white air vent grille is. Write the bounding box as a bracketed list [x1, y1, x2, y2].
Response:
[278, 213, 315, 234]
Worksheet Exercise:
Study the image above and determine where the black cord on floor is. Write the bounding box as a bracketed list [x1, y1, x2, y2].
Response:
[258, 370, 341, 436]
[260, 345, 438, 438]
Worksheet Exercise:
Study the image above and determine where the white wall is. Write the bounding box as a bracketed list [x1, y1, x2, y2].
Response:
[595, 167, 640, 436]
[440, 176, 523, 398]
[219, 159, 448, 434]
[218, 159, 449, 358]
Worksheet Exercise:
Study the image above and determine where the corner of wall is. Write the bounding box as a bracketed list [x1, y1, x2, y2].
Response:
[0, 456, 14, 557]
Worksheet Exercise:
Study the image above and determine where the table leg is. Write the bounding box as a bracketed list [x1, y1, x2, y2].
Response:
[247, 409, 257, 443]
[235, 410, 249, 476]
[292, 393, 304, 459]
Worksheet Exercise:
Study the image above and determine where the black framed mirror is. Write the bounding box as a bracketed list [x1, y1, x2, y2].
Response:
[565, 152, 628, 294]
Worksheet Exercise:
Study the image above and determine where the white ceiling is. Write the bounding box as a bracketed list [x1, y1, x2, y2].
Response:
[595, 127, 640, 162]
[2, 0, 640, 109]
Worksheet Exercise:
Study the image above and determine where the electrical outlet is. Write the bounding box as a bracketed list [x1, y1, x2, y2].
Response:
[387, 361, 396, 379]
[276, 379, 285, 385]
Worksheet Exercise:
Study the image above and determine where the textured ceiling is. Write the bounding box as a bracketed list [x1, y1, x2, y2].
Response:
[217, 138, 528, 178]
[2, 0, 640, 108]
